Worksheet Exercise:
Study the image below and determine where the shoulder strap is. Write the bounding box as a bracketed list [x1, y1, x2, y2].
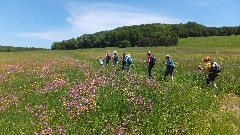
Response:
[167, 58, 171, 64]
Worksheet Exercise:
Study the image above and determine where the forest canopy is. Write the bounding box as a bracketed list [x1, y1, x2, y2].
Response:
[0, 46, 49, 52]
[51, 22, 240, 50]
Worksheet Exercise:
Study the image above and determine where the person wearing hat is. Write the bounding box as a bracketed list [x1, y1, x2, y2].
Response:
[112, 51, 118, 67]
[125, 54, 132, 72]
[145, 51, 154, 79]
[203, 56, 219, 88]
[163, 55, 175, 81]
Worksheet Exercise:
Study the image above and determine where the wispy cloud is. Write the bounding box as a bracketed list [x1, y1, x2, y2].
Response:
[15, 31, 66, 41]
[66, 2, 184, 33]
[194, 2, 210, 8]
[15, 2, 185, 42]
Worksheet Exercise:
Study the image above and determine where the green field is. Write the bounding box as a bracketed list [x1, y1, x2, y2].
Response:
[0, 36, 239, 134]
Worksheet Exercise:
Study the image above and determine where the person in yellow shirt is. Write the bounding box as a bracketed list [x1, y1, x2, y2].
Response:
[204, 56, 219, 88]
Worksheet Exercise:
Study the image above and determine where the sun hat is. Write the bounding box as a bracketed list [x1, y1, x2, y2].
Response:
[113, 50, 117, 53]
[147, 51, 151, 54]
[204, 56, 211, 62]
[165, 55, 170, 58]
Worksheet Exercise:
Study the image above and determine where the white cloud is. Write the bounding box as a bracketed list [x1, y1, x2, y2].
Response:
[15, 2, 185, 44]
[194, 2, 210, 8]
[66, 2, 184, 34]
[15, 31, 66, 41]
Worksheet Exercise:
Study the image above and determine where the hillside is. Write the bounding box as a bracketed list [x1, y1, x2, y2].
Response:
[51, 22, 240, 50]
[0, 36, 239, 134]
[0, 45, 49, 52]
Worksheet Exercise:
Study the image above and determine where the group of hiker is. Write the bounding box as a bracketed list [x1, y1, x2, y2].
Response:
[99, 50, 221, 88]
[100, 51, 133, 71]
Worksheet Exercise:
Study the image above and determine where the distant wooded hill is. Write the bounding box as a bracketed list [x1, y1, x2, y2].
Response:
[51, 21, 240, 50]
[0, 46, 49, 52]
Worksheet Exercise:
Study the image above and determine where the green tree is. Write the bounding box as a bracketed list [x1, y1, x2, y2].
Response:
[117, 40, 131, 48]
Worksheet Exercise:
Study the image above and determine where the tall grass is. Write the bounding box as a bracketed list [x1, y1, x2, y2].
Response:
[0, 36, 239, 134]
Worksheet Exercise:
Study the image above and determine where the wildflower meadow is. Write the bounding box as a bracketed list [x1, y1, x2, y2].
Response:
[0, 36, 239, 134]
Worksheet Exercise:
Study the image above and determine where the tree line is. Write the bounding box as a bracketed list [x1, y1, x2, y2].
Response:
[0, 46, 49, 52]
[51, 21, 240, 50]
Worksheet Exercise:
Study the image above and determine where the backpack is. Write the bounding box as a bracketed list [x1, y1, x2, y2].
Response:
[126, 56, 132, 64]
[113, 54, 118, 61]
[210, 62, 221, 73]
[167, 58, 175, 68]
[108, 54, 111, 60]
[150, 55, 156, 65]
[122, 55, 127, 64]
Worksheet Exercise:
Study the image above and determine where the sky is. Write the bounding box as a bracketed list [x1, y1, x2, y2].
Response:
[0, 0, 239, 49]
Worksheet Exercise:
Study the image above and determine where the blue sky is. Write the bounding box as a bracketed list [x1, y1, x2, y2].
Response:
[0, 0, 239, 49]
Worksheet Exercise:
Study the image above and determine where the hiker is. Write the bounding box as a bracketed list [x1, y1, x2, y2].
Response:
[125, 54, 132, 72]
[105, 51, 111, 66]
[203, 56, 221, 88]
[112, 51, 118, 67]
[99, 56, 104, 66]
[145, 51, 156, 79]
[121, 52, 127, 70]
[163, 55, 175, 81]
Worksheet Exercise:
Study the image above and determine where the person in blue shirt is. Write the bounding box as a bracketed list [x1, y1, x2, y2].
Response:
[125, 54, 132, 72]
[99, 56, 104, 66]
[163, 55, 175, 81]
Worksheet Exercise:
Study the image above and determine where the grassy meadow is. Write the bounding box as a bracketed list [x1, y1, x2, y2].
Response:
[0, 36, 239, 134]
